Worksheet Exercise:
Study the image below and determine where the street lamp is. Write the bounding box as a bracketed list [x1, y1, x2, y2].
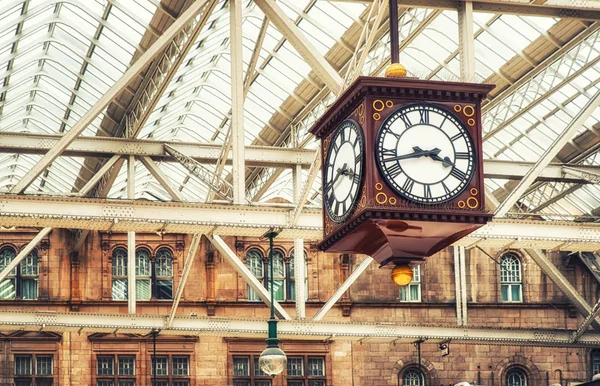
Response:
[258, 229, 287, 377]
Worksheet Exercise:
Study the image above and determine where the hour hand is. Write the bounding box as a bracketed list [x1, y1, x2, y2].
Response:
[427, 153, 454, 168]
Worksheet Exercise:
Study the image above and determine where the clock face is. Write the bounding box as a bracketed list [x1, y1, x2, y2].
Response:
[375, 103, 476, 204]
[324, 120, 364, 223]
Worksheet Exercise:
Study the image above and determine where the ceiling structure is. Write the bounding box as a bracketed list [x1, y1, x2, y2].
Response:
[1, 0, 600, 344]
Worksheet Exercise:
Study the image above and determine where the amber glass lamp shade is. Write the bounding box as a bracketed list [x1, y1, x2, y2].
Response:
[391, 265, 413, 286]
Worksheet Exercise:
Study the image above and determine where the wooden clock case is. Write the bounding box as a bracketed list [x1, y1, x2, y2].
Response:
[310, 76, 494, 267]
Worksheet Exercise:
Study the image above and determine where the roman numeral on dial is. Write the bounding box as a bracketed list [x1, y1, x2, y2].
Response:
[386, 162, 403, 179]
[455, 152, 469, 160]
[450, 168, 467, 181]
[402, 178, 414, 192]
[424, 184, 432, 199]
[420, 109, 430, 124]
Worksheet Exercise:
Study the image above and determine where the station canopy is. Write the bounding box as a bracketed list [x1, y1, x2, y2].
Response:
[0, 0, 599, 222]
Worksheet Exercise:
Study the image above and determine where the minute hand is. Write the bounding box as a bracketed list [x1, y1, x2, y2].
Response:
[384, 149, 436, 162]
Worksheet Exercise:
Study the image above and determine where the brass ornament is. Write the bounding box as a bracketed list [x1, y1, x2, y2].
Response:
[376, 192, 388, 205]
[454, 104, 462, 113]
[373, 112, 381, 121]
[458, 200, 466, 209]
[467, 197, 479, 209]
[375, 182, 383, 191]
[385, 100, 393, 108]
[463, 105, 475, 117]
[373, 100, 385, 112]
[467, 118, 475, 126]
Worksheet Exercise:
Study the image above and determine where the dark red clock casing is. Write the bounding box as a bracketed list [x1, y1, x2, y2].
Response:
[310, 76, 494, 267]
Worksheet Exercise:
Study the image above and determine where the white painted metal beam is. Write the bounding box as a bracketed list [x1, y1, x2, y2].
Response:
[525, 249, 600, 330]
[127, 231, 136, 314]
[2, 196, 600, 249]
[230, 0, 246, 205]
[572, 297, 600, 342]
[1, 310, 600, 346]
[166, 233, 201, 328]
[495, 89, 600, 217]
[0, 227, 52, 282]
[77, 155, 122, 196]
[312, 256, 374, 321]
[345, 0, 600, 19]
[139, 156, 183, 202]
[1, 133, 598, 181]
[210, 234, 292, 320]
[8, 0, 210, 194]
[255, 0, 344, 92]
[458, 1, 475, 82]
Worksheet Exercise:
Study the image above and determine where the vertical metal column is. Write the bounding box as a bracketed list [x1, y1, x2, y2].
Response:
[293, 165, 306, 319]
[389, 0, 399, 64]
[230, 0, 246, 204]
[459, 246, 468, 325]
[127, 155, 136, 314]
[458, 1, 475, 82]
[453, 246, 463, 326]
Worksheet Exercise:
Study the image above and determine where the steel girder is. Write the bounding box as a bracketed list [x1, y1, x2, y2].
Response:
[0, 310, 599, 347]
[1, 195, 600, 250]
[1, 132, 598, 183]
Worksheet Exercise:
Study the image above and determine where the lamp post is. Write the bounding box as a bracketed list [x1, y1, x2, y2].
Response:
[258, 229, 287, 377]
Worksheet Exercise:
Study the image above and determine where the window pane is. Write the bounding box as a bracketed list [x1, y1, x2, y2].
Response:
[288, 382, 304, 386]
[15, 381, 32, 386]
[0, 247, 16, 275]
[511, 285, 522, 302]
[136, 279, 151, 300]
[0, 278, 16, 300]
[15, 356, 32, 376]
[254, 357, 268, 377]
[270, 279, 285, 302]
[309, 382, 326, 386]
[97, 381, 114, 386]
[501, 284, 509, 302]
[136, 250, 151, 276]
[118, 356, 135, 376]
[151, 357, 168, 376]
[409, 284, 420, 302]
[21, 278, 38, 300]
[308, 357, 324, 376]
[287, 357, 304, 376]
[112, 248, 127, 276]
[256, 382, 272, 386]
[119, 381, 135, 386]
[234, 382, 250, 386]
[156, 280, 173, 300]
[155, 249, 173, 277]
[593, 350, 600, 374]
[403, 369, 424, 386]
[173, 382, 189, 386]
[233, 357, 249, 376]
[173, 357, 189, 376]
[37, 356, 53, 375]
[112, 279, 128, 300]
[152, 381, 168, 386]
[97, 356, 114, 376]
[506, 368, 527, 386]
[21, 252, 38, 275]
[37, 380, 53, 386]
[246, 250, 264, 277]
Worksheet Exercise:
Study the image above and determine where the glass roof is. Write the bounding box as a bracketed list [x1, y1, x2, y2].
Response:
[0, 0, 599, 220]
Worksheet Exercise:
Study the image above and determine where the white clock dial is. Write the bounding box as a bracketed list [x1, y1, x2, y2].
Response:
[375, 103, 475, 204]
[324, 120, 364, 223]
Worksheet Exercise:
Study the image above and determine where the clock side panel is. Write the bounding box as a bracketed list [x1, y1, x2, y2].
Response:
[365, 97, 486, 214]
[321, 104, 370, 240]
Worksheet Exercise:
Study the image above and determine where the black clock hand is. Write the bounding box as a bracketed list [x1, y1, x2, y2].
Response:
[384, 147, 439, 162]
[427, 153, 454, 168]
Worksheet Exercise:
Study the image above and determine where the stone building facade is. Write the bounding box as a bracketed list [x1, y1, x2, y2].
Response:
[0, 228, 598, 386]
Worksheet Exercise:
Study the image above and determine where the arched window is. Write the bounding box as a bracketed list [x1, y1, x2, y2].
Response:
[270, 249, 286, 302]
[500, 253, 522, 302]
[591, 349, 600, 376]
[506, 368, 527, 386]
[155, 248, 173, 300]
[400, 368, 424, 386]
[21, 249, 39, 300]
[136, 249, 152, 300]
[289, 248, 308, 301]
[246, 249, 264, 302]
[112, 248, 128, 300]
[0, 246, 16, 299]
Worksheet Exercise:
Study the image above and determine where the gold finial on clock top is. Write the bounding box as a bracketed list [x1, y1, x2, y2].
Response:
[385, 62, 407, 78]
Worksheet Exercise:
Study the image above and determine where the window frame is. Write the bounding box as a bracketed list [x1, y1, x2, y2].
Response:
[95, 354, 137, 386]
[592, 349, 600, 377]
[110, 247, 175, 301]
[0, 246, 40, 301]
[13, 354, 55, 385]
[399, 367, 425, 386]
[505, 367, 528, 386]
[500, 252, 523, 303]
[150, 354, 190, 386]
[399, 265, 421, 303]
